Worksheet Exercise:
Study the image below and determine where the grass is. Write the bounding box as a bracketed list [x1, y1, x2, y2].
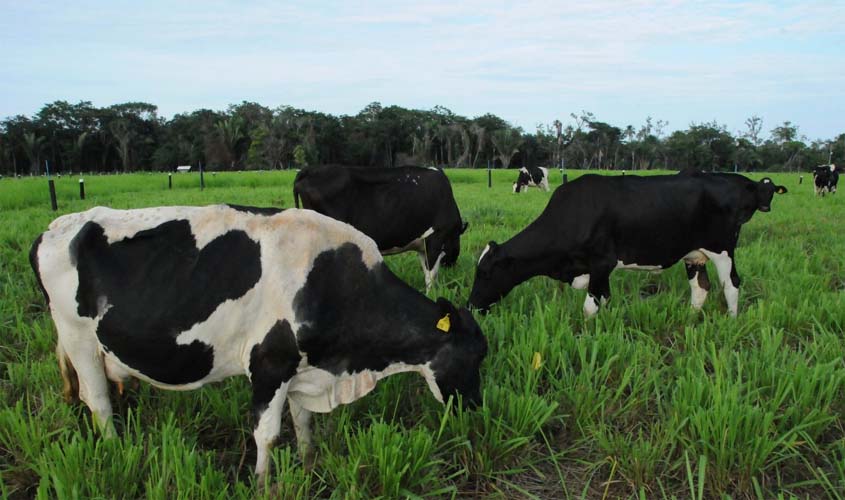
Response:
[0, 168, 843, 498]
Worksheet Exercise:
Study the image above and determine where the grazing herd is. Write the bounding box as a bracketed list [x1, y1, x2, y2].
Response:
[29, 165, 798, 477]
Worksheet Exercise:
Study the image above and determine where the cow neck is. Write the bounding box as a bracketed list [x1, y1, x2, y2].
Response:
[500, 218, 565, 286]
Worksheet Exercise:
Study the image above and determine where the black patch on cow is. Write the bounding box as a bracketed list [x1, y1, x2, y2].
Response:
[226, 204, 284, 216]
[293, 243, 446, 375]
[29, 233, 51, 306]
[249, 320, 301, 416]
[73, 220, 262, 384]
[685, 263, 711, 291]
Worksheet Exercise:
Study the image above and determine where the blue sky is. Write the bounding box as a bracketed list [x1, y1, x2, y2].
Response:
[1, 0, 843, 140]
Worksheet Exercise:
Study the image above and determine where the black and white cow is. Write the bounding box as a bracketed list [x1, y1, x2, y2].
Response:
[814, 164, 839, 195]
[294, 165, 468, 290]
[469, 171, 787, 317]
[30, 205, 487, 477]
[512, 166, 550, 193]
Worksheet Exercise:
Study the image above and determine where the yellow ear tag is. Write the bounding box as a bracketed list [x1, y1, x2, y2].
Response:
[531, 352, 543, 371]
[436, 314, 451, 333]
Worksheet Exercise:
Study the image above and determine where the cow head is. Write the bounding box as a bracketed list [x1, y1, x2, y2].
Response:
[440, 220, 469, 267]
[468, 241, 516, 312]
[753, 178, 788, 212]
[429, 298, 487, 409]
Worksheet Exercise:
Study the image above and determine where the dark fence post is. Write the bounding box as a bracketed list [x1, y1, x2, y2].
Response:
[168, 173, 172, 189]
[622, 170, 626, 176]
[799, 175, 803, 184]
[487, 160, 492, 188]
[48, 180, 57, 211]
[200, 163, 205, 190]
[79, 178, 85, 200]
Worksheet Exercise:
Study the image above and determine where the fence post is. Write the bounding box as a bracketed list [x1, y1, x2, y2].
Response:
[79, 178, 85, 200]
[168, 173, 172, 189]
[200, 163, 205, 190]
[799, 175, 803, 184]
[49, 180, 58, 210]
[45, 160, 57, 211]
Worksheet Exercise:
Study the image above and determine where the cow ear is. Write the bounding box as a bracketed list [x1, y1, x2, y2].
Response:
[776, 185, 788, 194]
[434, 298, 461, 333]
[435, 297, 456, 316]
[461, 221, 469, 234]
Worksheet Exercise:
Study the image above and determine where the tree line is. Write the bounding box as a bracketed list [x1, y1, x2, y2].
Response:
[1, 100, 842, 176]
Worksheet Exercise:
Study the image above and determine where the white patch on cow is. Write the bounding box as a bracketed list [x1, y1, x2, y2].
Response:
[424, 251, 446, 291]
[615, 260, 663, 272]
[583, 294, 600, 318]
[539, 167, 550, 191]
[689, 274, 708, 310]
[253, 383, 289, 477]
[831, 164, 836, 172]
[682, 250, 708, 266]
[512, 183, 519, 193]
[478, 244, 491, 265]
[383, 227, 434, 255]
[702, 249, 738, 317]
[571, 274, 590, 290]
[520, 167, 529, 174]
[287, 361, 440, 413]
[762, 178, 771, 184]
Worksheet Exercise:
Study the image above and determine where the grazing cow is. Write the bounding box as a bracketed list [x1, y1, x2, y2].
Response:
[513, 166, 550, 193]
[293, 165, 468, 290]
[30, 205, 487, 477]
[814, 165, 839, 195]
[469, 171, 787, 318]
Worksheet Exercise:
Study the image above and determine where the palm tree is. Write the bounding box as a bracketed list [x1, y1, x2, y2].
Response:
[471, 124, 486, 168]
[22, 132, 45, 174]
[490, 128, 523, 170]
[214, 117, 245, 170]
[452, 123, 471, 168]
[70, 131, 88, 172]
[110, 119, 134, 172]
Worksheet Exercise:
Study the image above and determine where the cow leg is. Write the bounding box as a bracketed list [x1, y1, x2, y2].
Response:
[424, 252, 446, 292]
[288, 398, 315, 468]
[56, 321, 115, 437]
[56, 342, 80, 404]
[685, 263, 711, 310]
[253, 382, 290, 478]
[584, 263, 613, 318]
[704, 250, 740, 316]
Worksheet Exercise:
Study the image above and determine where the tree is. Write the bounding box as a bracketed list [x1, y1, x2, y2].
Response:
[744, 115, 763, 146]
[771, 121, 798, 145]
[22, 132, 45, 174]
[110, 119, 134, 172]
[213, 117, 245, 169]
[490, 128, 523, 169]
[470, 124, 486, 168]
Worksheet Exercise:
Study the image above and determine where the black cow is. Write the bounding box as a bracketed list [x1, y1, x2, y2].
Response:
[513, 166, 550, 193]
[30, 205, 487, 477]
[294, 165, 468, 290]
[469, 171, 787, 317]
[814, 165, 839, 195]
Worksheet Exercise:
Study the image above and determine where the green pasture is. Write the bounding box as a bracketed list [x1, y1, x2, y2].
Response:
[0, 169, 843, 498]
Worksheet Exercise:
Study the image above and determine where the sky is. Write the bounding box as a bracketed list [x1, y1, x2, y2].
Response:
[1, 0, 843, 140]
